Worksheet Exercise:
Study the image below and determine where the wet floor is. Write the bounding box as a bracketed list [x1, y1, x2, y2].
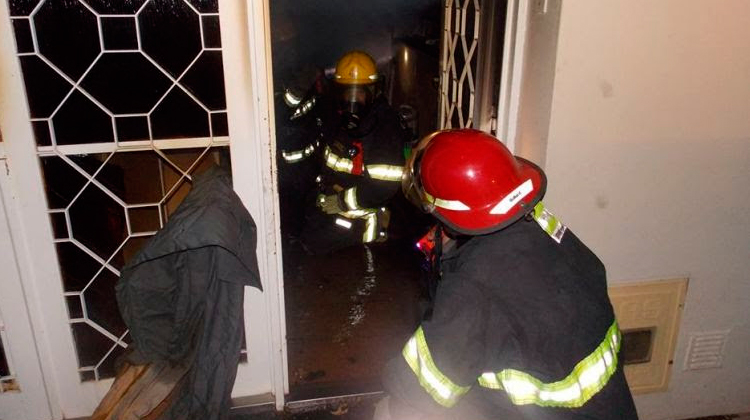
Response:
[282, 234, 425, 400]
[230, 410, 749, 420]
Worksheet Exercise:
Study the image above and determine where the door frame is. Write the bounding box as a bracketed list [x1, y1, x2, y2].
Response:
[0, 142, 54, 420]
[496, 0, 530, 154]
[219, 0, 288, 410]
[0, 0, 70, 416]
[236, 0, 533, 410]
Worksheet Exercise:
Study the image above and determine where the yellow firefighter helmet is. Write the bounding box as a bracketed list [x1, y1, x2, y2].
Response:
[334, 50, 379, 86]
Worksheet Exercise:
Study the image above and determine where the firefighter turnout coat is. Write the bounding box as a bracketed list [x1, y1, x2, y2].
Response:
[300, 96, 408, 253]
[382, 204, 638, 420]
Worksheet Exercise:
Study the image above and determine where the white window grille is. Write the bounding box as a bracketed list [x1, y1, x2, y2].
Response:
[8, 0, 232, 382]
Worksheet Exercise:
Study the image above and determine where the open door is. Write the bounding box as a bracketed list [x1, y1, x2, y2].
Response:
[0, 0, 286, 416]
[267, 0, 513, 408]
[268, 0, 441, 404]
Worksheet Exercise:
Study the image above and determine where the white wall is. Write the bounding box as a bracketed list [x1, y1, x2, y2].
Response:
[513, 0, 561, 167]
[540, 2, 750, 419]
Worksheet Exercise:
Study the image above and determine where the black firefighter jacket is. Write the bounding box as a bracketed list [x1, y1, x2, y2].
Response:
[319, 96, 408, 210]
[382, 212, 639, 420]
[116, 166, 261, 420]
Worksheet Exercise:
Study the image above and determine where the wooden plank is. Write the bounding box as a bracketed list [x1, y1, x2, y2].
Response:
[89, 363, 148, 420]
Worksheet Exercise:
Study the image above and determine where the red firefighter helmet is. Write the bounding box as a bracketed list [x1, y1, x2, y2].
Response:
[403, 129, 546, 235]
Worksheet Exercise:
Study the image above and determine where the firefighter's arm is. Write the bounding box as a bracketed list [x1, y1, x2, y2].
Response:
[280, 142, 317, 164]
[334, 152, 403, 211]
[335, 180, 398, 213]
[381, 276, 487, 415]
[347, 114, 407, 209]
[349, 154, 405, 209]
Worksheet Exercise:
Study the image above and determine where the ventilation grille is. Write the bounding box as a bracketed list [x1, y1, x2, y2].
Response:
[684, 330, 728, 370]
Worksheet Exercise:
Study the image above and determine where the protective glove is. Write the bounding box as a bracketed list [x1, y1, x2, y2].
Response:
[317, 193, 345, 214]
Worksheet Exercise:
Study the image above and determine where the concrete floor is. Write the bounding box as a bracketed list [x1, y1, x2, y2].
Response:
[282, 236, 424, 399]
[230, 404, 748, 420]
[230, 400, 377, 420]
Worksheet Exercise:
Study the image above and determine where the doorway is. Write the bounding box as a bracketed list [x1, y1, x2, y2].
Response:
[269, 0, 444, 401]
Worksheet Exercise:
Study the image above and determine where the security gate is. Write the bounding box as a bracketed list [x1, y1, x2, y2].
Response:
[439, 0, 507, 133]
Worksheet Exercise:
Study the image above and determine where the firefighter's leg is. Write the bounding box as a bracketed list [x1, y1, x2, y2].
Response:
[299, 210, 365, 255]
[374, 208, 391, 243]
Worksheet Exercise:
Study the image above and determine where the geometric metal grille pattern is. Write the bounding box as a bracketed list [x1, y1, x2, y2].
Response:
[42, 147, 225, 382]
[9, 0, 227, 147]
[439, 0, 480, 129]
[8, 0, 231, 381]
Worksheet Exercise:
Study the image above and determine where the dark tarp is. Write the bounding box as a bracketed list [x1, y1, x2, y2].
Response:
[116, 166, 262, 420]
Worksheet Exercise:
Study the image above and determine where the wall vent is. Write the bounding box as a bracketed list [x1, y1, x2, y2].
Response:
[684, 330, 728, 370]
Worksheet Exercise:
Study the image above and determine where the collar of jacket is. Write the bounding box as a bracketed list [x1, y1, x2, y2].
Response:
[440, 217, 536, 264]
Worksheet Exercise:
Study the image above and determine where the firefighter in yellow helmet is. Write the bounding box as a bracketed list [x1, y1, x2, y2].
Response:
[297, 50, 409, 255]
[333, 50, 380, 127]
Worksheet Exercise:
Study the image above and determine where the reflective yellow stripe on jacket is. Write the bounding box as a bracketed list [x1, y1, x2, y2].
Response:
[323, 146, 403, 181]
[323, 146, 354, 173]
[334, 210, 378, 243]
[402, 326, 471, 407]
[366, 164, 404, 181]
[282, 143, 316, 163]
[333, 187, 379, 243]
[402, 320, 621, 408]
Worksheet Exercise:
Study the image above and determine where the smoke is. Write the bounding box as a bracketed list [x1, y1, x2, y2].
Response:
[270, 0, 439, 88]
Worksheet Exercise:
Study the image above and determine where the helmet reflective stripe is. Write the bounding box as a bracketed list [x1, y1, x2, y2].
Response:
[401, 327, 471, 407]
[532, 202, 567, 243]
[283, 89, 301, 107]
[477, 320, 621, 408]
[490, 179, 533, 215]
[423, 191, 470, 211]
[344, 187, 360, 210]
[366, 164, 404, 181]
[335, 73, 380, 82]
[324, 146, 354, 173]
[282, 143, 316, 163]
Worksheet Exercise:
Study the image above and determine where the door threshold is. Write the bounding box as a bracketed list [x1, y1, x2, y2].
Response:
[230, 393, 276, 415]
[285, 390, 384, 413]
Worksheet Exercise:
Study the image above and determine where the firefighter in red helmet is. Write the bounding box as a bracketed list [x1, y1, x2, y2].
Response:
[376, 129, 638, 420]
